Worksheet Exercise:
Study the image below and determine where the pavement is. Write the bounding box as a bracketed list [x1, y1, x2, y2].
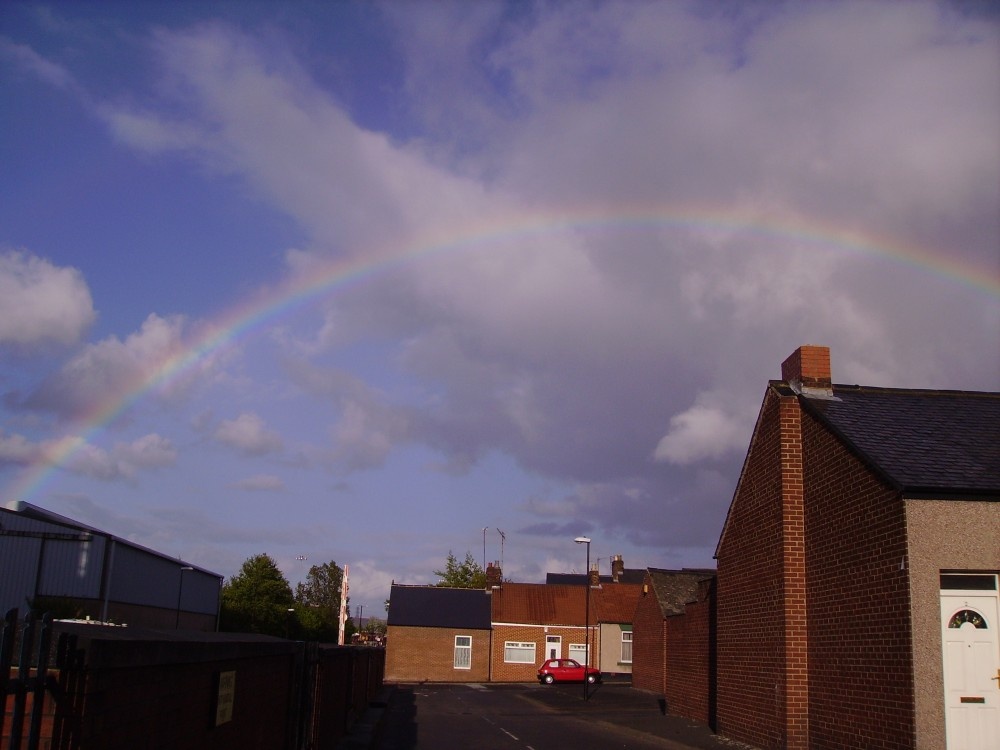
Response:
[337, 679, 760, 750]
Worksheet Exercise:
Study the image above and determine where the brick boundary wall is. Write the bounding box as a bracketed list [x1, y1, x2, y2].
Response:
[631, 576, 667, 695]
[664, 580, 715, 727]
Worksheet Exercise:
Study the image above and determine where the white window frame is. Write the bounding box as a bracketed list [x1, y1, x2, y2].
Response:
[620, 631, 633, 664]
[453, 635, 472, 669]
[568, 643, 589, 665]
[504, 641, 536, 664]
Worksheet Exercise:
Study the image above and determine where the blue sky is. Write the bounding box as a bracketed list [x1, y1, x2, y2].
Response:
[2, 1, 998, 618]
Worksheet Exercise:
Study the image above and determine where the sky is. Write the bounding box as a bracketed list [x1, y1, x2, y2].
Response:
[1, 1, 998, 619]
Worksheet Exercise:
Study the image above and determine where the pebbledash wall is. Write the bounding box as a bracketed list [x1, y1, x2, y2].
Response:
[906, 500, 999, 750]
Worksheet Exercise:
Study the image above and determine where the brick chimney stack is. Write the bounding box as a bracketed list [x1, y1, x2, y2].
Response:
[588, 563, 601, 587]
[781, 345, 833, 398]
[611, 554, 624, 583]
[485, 562, 501, 589]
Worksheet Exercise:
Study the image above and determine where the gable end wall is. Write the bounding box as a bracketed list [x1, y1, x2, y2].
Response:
[717, 390, 788, 749]
[801, 407, 915, 749]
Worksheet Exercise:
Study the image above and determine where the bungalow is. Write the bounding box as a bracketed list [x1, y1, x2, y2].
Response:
[715, 345, 1000, 750]
[384, 584, 491, 682]
[489, 582, 592, 682]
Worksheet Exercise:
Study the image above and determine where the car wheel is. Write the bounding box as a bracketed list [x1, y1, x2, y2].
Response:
[587, 674, 597, 684]
[543, 674, 555, 684]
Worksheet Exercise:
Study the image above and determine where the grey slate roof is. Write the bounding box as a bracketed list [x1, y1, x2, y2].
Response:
[387, 584, 492, 629]
[546, 570, 647, 585]
[797, 384, 1000, 496]
[645, 569, 716, 618]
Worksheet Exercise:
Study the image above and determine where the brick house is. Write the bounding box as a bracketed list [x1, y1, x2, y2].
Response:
[715, 345, 1000, 750]
[593, 580, 643, 675]
[489, 582, 594, 682]
[631, 568, 716, 726]
[384, 584, 492, 682]
[547, 555, 643, 676]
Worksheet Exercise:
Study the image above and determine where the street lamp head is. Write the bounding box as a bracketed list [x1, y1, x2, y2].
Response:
[574, 536, 591, 544]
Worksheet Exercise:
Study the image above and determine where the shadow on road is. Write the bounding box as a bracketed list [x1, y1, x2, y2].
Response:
[375, 686, 417, 750]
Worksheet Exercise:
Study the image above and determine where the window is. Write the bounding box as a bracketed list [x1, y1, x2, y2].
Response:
[621, 631, 633, 664]
[948, 610, 987, 629]
[454, 636, 472, 669]
[568, 643, 588, 665]
[504, 641, 536, 664]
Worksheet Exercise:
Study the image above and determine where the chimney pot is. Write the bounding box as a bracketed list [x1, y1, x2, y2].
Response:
[588, 563, 600, 587]
[611, 554, 624, 583]
[485, 561, 502, 588]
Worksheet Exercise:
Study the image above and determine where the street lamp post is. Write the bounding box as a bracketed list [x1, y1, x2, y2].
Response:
[574, 536, 592, 701]
[175, 566, 194, 628]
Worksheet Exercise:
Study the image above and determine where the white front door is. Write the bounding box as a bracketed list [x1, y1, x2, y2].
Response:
[546, 635, 561, 660]
[941, 593, 1000, 750]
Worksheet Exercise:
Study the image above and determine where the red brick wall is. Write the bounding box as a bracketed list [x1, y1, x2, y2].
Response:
[801, 408, 914, 749]
[490, 624, 594, 682]
[780, 395, 809, 750]
[716, 389, 789, 750]
[631, 576, 666, 695]
[664, 580, 715, 727]
[384, 626, 490, 682]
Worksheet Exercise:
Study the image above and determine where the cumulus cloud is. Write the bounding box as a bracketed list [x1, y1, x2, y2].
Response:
[214, 412, 284, 456]
[0, 250, 96, 346]
[0, 429, 175, 480]
[17, 314, 185, 419]
[653, 400, 750, 466]
[3, 3, 995, 582]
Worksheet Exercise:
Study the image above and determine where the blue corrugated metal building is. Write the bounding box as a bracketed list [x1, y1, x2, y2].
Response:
[1, 501, 222, 630]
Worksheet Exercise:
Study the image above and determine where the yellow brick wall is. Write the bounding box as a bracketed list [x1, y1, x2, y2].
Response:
[385, 626, 491, 682]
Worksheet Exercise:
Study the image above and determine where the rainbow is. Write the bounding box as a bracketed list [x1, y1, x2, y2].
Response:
[4, 207, 998, 503]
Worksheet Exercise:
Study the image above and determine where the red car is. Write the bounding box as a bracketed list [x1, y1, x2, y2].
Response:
[537, 658, 601, 684]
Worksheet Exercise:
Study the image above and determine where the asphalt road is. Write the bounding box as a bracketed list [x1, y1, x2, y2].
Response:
[371, 682, 758, 750]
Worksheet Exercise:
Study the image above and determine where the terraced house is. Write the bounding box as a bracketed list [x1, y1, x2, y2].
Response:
[715, 346, 999, 750]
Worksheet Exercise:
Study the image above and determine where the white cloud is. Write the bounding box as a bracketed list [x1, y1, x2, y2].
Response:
[0, 38, 76, 90]
[0, 250, 96, 346]
[114, 433, 178, 470]
[214, 412, 284, 456]
[0, 431, 177, 480]
[0, 428, 39, 465]
[21, 313, 186, 419]
[653, 399, 750, 466]
[65, 433, 176, 480]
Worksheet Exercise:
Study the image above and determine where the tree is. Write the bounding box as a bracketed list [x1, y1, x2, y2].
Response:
[434, 551, 486, 588]
[361, 616, 387, 638]
[220, 553, 294, 637]
[293, 560, 345, 642]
